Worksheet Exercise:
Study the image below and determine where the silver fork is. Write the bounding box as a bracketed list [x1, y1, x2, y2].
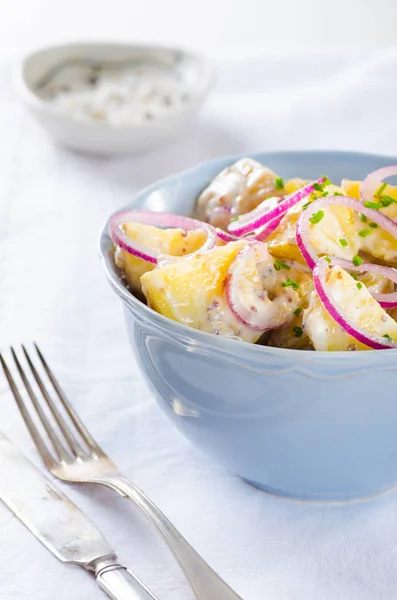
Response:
[1, 344, 243, 600]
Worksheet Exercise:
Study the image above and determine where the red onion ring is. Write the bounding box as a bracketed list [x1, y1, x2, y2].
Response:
[227, 196, 282, 236]
[296, 195, 397, 269]
[110, 210, 217, 264]
[215, 228, 239, 243]
[225, 243, 272, 331]
[329, 257, 397, 309]
[360, 166, 397, 203]
[228, 177, 326, 237]
[313, 258, 397, 350]
[249, 214, 285, 241]
[225, 242, 296, 331]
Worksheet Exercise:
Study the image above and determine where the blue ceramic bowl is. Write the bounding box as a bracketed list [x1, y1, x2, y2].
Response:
[100, 150, 397, 501]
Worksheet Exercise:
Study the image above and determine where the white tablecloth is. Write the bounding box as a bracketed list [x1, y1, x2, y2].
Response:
[2, 48, 397, 600]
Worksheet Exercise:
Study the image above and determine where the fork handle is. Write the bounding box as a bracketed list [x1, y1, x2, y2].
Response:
[96, 563, 159, 600]
[97, 474, 243, 600]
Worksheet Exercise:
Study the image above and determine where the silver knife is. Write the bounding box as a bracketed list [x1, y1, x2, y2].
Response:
[0, 434, 159, 600]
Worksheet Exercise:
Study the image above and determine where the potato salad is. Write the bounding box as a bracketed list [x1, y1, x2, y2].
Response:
[110, 159, 397, 351]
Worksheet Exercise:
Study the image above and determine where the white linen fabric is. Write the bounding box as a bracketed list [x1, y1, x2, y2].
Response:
[1, 49, 397, 600]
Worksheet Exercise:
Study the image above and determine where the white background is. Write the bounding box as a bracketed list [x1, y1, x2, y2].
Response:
[1, 0, 397, 55]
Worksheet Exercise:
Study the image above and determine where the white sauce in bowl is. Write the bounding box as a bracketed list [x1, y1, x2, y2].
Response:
[38, 62, 192, 126]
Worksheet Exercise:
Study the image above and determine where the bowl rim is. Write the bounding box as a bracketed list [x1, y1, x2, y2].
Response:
[99, 148, 397, 359]
[14, 40, 214, 131]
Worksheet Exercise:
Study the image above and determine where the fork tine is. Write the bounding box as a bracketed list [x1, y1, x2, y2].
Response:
[10, 348, 70, 463]
[21, 345, 86, 459]
[0, 353, 56, 470]
[33, 343, 103, 455]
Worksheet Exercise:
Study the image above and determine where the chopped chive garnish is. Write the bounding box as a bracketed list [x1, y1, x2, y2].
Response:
[313, 182, 323, 192]
[275, 177, 284, 190]
[358, 229, 371, 237]
[274, 259, 291, 270]
[333, 191, 343, 196]
[338, 238, 348, 247]
[383, 334, 392, 341]
[360, 213, 368, 222]
[379, 196, 397, 207]
[230, 216, 238, 222]
[322, 175, 332, 186]
[282, 278, 300, 291]
[356, 282, 363, 290]
[309, 210, 325, 224]
[321, 191, 329, 197]
[302, 201, 311, 210]
[293, 326, 304, 338]
[324, 255, 332, 263]
[352, 255, 363, 266]
[293, 307, 303, 315]
[369, 222, 378, 228]
[376, 182, 388, 197]
[364, 201, 381, 210]
[350, 273, 358, 280]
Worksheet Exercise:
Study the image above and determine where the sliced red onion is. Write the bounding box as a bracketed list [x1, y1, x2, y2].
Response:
[249, 213, 284, 241]
[215, 228, 239, 243]
[313, 258, 397, 350]
[228, 177, 326, 237]
[225, 243, 271, 331]
[225, 242, 296, 331]
[227, 196, 282, 236]
[110, 210, 217, 264]
[360, 166, 397, 203]
[296, 195, 397, 269]
[330, 257, 397, 309]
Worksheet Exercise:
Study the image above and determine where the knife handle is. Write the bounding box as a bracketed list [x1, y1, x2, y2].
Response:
[96, 564, 159, 600]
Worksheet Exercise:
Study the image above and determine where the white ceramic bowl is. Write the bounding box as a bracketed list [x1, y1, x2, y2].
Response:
[15, 42, 213, 156]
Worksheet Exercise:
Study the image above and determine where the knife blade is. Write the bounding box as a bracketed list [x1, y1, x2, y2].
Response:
[0, 433, 158, 600]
